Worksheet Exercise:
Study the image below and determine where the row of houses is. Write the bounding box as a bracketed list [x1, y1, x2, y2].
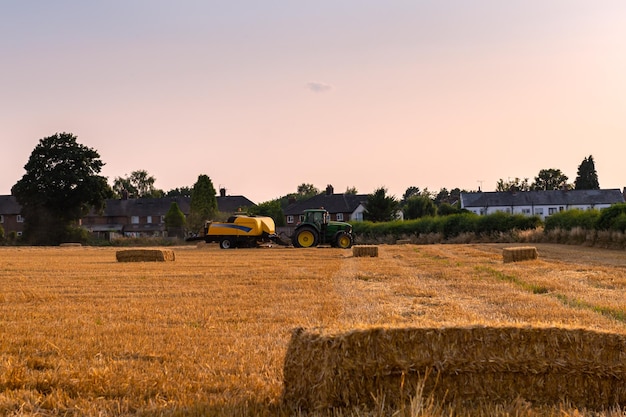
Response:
[460, 188, 625, 218]
[1, 186, 625, 240]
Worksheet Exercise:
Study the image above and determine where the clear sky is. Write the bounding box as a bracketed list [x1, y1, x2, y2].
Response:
[2, 1, 625, 203]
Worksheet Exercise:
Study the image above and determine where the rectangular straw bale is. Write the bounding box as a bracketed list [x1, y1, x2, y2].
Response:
[116, 249, 175, 262]
[282, 326, 626, 411]
[503, 246, 538, 263]
[353, 245, 378, 257]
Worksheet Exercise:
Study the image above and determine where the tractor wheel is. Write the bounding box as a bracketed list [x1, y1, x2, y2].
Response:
[335, 232, 353, 249]
[220, 238, 234, 249]
[293, 227, 319, 248]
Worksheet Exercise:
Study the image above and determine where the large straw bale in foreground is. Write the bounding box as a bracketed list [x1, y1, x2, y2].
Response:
[116, 249, 175, 262]
[283, 326, 626, 410]
[503, 246, 538, 263]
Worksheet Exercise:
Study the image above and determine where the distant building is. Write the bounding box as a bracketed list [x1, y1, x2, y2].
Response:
[0, 195, 24, 237]
[460, 189, 625, 220]
[81, 190, 255, 240]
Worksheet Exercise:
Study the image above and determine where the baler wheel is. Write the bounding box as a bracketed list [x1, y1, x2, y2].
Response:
[220, 238, 234, 249]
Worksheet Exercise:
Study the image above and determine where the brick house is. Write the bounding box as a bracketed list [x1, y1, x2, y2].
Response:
[81, 190, 255, 240]
[0, 195, 25, 237]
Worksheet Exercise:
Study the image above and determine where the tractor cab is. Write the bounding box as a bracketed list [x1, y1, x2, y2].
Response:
[304, 209, 328, 227]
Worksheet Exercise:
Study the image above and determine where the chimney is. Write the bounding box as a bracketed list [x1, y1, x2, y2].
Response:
[219, 188, 226, 197]
[326, 184, 334, 195]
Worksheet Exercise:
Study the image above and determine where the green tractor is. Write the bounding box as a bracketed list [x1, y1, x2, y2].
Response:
[292, 208, 354, 249]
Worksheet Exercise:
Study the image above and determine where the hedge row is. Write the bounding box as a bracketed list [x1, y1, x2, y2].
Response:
[352, 203, 626, 242]
[351, 212, 541, 240]
[544, 203, 626, 232]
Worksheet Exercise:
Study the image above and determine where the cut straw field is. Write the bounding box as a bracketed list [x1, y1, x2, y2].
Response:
[1, 243, 626, 416]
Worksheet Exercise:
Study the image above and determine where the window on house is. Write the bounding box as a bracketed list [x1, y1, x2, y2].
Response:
[548, 207, 557, 215]
[299, 215, 304, 222]
[17, 231, 23, 237]
[17, 215, 24, 223]
[559, 206, 564, 212]
[287, 215, 294, 224]
[131, 216, 140, 224]
[0, 215, 3, 223]
[160, 215, 165, 223]
[147, 216, 153, 224]
[521, 208, 531, 215]
[336, 213, 344, 221]
[535, 208, 544, 216]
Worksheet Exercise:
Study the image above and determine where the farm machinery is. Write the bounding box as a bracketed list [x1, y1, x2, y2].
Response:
[187, 208, 354, 249]
[188, 214, 289, 249]
[291, 208, 353, 249]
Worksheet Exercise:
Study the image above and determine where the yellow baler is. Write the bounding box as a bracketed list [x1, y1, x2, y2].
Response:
[202, 215, 287, 249]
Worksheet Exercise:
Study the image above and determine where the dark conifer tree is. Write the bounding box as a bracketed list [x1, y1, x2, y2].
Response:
[574, 155, 600, 190]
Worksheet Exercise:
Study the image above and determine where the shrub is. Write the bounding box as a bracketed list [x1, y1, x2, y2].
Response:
[596, 203, 626, 231]
[63, 225, 90, 244]
[439, 213, 477, 238]
[545, 209, 599, 231]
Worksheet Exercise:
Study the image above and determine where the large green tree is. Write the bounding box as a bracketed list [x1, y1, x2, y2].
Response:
[531, 169, 570, 191]
[574, 155, 600, 190]
[401, 186, 421, 203]
[12, 132, 113, 244]
[364, 187, 399, 222]
[403, 195, 436, 220]
[297, 183, 320, 198]
[496, 177, 531, 192]
[249, 200, 285, 227]
[188, 175, 218, 232]
[113, 170, 164, 198]
[166, 186, 192, 197]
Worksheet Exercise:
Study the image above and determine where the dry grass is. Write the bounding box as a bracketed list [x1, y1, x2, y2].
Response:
[1, 244, 626, 416]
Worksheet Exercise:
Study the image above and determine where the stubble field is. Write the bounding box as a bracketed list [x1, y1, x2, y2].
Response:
[1, 243, 626, 416]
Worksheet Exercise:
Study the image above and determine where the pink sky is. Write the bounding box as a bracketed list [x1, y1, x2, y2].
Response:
[2, 1, 625, 203]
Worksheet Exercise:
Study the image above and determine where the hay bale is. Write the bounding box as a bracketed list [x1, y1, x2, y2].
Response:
[116, 249, 175, 262]
[503, 246, 538, 263]
[353, 245, 378, 257]
[282, 326, 626, 411]
[60, 243, 82, 247]
[396, 239, 411, 245]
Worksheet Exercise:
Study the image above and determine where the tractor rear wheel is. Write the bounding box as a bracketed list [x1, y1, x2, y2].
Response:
[335, 232, 353, 249]
[220, 238, 234, 249]
[293, 226, 319, 248]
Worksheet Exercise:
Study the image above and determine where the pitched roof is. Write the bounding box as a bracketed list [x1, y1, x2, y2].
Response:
[461, 189, 625, 208]
[86, 195, 255, 218]
[217, 195, 255, 213]
[98, 197, 192, 217]
[0, 195, 22, 215]
[284, 193, 368, 215]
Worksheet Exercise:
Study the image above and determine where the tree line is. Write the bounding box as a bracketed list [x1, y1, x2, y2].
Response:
[4, 132, 602, 245]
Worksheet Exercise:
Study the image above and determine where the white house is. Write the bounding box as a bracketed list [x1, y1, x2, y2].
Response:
[460, 189, 625, 220]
